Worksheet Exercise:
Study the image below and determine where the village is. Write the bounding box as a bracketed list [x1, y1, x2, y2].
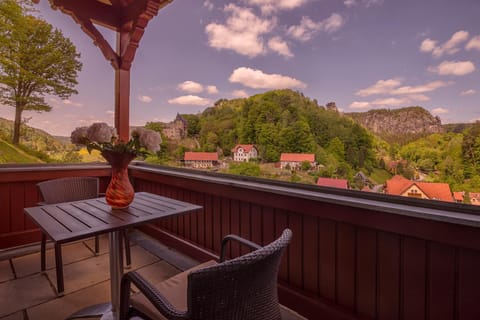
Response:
[159, 114, 479, 205]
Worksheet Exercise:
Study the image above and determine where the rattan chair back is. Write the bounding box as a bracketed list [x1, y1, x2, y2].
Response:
[186, 229, 292, 320]
[37, 177, 99, 204]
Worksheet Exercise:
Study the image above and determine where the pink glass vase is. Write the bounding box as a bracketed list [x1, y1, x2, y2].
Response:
[102, 150, 136, 209]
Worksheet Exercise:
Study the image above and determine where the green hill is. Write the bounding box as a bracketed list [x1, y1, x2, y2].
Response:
[0, 138, 42, 163]
[0, 117, 75, 162]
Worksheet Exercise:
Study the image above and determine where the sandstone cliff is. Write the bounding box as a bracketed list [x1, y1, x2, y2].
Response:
[346, 106, 444, 144]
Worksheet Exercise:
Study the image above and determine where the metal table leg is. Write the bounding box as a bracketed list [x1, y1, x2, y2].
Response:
[66, 231, 124, 320]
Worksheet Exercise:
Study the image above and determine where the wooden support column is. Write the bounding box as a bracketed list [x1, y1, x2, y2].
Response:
[36, 0, 173, 141]
[115, 31, 131, 142]
[114, 68, 130, 141]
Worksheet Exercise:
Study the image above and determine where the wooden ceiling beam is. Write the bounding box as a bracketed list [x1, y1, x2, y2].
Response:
[47, 0, 121, 30]
[79, 19, 120, 69]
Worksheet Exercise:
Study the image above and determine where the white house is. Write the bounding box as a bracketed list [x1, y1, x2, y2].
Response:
[231, 144, 258, 162]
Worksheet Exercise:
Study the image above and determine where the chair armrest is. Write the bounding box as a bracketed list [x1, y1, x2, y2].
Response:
[120, 271, 188, 320]
[220, 234, 261, 262]
[37, 202, 47, 206]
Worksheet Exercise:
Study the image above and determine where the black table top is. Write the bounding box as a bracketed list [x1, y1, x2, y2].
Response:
[24, 192, 202, 243]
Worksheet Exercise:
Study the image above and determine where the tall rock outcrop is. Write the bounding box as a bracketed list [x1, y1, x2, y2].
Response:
[346, 106, 444, 144]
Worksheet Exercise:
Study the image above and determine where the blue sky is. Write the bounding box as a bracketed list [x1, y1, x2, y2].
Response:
[1, 0, 479, 136]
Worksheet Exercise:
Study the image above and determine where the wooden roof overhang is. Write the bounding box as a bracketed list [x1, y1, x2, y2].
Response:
[32, 0, 173, 140]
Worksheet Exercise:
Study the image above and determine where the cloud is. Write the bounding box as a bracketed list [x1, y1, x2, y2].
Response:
[138, 95, 152, 103]
[349, 101, 371, 109]
[244, 0, 307, 14]
[466, 35, 480, 51]
[205, 4, 275, 57]
[168, 95, 211, 106]
[287, 14, 344, 42]
[268, 36, 293, 58]
[106, 110, 114, 115]
[420, 30, 469, 58]
[461, 89, 476, 96]
[232, 89, 249, 98]
[371, 97, 408, 107]
[178, 81, 204, 93]
[428, 60, 475, 76]
[206, 85, 219, 94]
[229, 67, 306, 89]
[62, 99, 83, 107]
[364, 0, 383, 7]
[344, 0, 383, 7]
[203, 0, 214, 10]
[356, 78, 402, 97]
[391, 80, 451, 95]
[431, 107, 449, 115]
[357, 78, 452, 97]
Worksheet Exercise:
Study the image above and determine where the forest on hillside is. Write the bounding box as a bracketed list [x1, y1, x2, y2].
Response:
[150, 89, 378, 182]
[1, 89, 479, 193]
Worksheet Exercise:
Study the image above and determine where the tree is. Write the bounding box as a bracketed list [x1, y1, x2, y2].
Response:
[0, 0, 82, 144]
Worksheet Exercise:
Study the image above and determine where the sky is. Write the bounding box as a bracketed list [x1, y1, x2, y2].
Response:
[1, 0, 479, 136]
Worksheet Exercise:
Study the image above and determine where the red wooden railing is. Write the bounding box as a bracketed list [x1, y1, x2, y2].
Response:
[1, 163, 480, 320]
[0, 164, 111, 248]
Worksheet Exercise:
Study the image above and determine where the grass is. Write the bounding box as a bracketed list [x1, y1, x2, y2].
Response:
[369, 168, 392, 184]
[0, 139, 42, 163]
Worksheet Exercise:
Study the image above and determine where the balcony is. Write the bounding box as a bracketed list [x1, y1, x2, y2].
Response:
[1, 163, 480, 319]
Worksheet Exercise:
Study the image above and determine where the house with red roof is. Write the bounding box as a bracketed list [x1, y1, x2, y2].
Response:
[470, 192, 480, 206]
[279, 153, 316, 170]
[316, 177, 349, 189]
[453, 191, 465, 203]
[385, 175, 453, 202]
[231, 144, 258, 162]
[184, 152, 219, 169]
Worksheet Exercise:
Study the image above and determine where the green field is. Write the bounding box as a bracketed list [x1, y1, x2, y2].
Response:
[0, 139, 42, 163]
[369, 168, 392, 184]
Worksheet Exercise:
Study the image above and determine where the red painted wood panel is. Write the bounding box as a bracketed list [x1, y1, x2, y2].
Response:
[402, 237, 426, 320]
[275, 209, 289, 282]
[230, 199, 241, 258]
[0, 184, 11, 234]
[302, 215, 319, 294]
[204, 194, 213, 250]
[428, 242, 456, 320]
[457, 248, 480, 320]
[197, 193, 206, 247]
[221, 198, 231, 258]
[377, 232, 400, 320]
[10, 183, 25, 232]
[183, 190, 191, 241]
[355, 227, 377, 318]
[288, 212, 303, 288]
[337, 223, 356, 310]
[251, 204, 262, 246]
[24, 183, 40, 230]
[319, 220, 336, 301]
[212, 196, 222, 253]
[261, 206, 275, 246]
[240, 202, 251, 256]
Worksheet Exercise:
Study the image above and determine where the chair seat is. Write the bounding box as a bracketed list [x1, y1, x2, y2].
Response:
[130, 260, 306, 320]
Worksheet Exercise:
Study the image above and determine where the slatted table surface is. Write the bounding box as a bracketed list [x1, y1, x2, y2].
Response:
[24, 192, 202, 244]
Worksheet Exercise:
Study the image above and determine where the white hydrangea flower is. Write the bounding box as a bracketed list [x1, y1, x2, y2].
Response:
[86, 122, 114, 143]
[139, 129, 161, 152]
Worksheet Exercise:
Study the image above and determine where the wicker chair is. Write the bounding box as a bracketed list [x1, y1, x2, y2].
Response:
[37, 176, 131, 295]
[119, 229, 293, 320]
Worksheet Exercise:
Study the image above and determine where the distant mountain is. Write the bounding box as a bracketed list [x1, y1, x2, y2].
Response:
[345, 106, 444, 145]
[443, 122, 476, 133]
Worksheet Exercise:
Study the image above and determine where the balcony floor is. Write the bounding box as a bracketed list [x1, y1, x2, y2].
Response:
[0, 231, 305, 320]
[0, 230, 200, 320]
